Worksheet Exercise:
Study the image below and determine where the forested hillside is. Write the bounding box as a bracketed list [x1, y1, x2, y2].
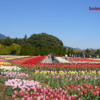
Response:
[0, 33, 67, 56]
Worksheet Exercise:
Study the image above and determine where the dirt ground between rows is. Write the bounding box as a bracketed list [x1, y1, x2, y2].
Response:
[0, 82, 14, 100]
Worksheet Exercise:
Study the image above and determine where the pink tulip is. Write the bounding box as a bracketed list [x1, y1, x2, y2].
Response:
[80, 92, 83, 95]
[22, 98, 25, 100]
[56, 90, 59, 94]
[59, 88, 62, 92]
[96, 90, 99, 94]
[12, 95, 16, 99]
[31, 92, 34, 96]
[31, 87, 34, 90]
[27, 97, 33, 100]
[39, 96, 43, 100]
[27, 89, 30, 92]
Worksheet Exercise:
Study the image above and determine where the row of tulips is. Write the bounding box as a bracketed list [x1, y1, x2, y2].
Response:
[11, 84, 100, 100]
[0, 62, 13, 65]
[55, 57, 70, 63]
[64, 84, 100, 100]
[0, 58, 6, 62]
[0, 72, 28, 83]
[33, 70, 100, 89]
[1, 72, 29, 79]
[12, 86, 79, 100]
[0, 66, 21, 71]
[68, 57, 100, 62]
[19, 63, 100, 70]
[5, 79, 41, 90]
[21, 56, 46, 65]
[0, 55, 24, 58]
[12, 56, 37, 64]
[4, 56, 30, 60]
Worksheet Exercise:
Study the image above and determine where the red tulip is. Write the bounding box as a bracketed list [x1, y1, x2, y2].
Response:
[48, 92, 51, 97]
[21, 93, 24, 96]
[24, 96, 29, 99]
[36, 93, 39, 96]
[93, 92, 96, 96]
[50, 95, 53, 99]
[14, 91, 18, 96]
[27, 89, 30, 92]
[80, 92, 83, 95]
[34, 96, 37, 100]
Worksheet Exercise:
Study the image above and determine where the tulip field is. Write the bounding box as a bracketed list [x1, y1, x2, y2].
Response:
[1, 56, 100, 100]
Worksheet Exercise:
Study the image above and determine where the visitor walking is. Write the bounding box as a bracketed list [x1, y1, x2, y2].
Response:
[65, 54, 68, 60]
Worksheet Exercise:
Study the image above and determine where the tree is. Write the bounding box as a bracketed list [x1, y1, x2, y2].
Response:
[27, 33, 63, 48]
[35, 47, 40, 55]
[85, 48, 91, 54]
[23, 34, 27, 41]
[10, 43, 21, 55]
[95, 49, 100, 55]
[4, 36, 13, 46]
[68, 48, 71, 56]
[40, 47, 45, 55]
[71, 49, 74, 54]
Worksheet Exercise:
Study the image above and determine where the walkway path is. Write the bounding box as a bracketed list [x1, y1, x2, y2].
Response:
[41, 56, 52, 63]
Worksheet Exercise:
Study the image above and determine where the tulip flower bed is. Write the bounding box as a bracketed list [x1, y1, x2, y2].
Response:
[0, 72, 28, 83]
[11, 56, 35, 64]
[64, 84, 100, 100]
[20, 56, 46, 66]
[55, 57, 70, 63]
[0, 66, 21, 72]
[4, 56, 30, 60]
[0, 58, 7, 62]
[0, 55, 21, 58]
[68, 57, 100, 63]
[19, 63, 100, 70]
[1, 56, 100, 99]
[0, 61, 13, 66]
[32, 70, 100, 89]
[5, 79, 42, 96]
[11, 86, 78, 100]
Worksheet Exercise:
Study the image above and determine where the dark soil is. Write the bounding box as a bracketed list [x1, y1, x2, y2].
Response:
[0, 82, 14, 100]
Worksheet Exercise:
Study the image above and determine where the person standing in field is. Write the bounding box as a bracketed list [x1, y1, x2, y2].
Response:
[65, 54, 68, 60]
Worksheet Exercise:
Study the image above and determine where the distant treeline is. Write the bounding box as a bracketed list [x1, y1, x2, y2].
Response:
[0, 33, 63, 48]
[0, 33, 67, 56]
[0, 32, 99, 57]
[0, 43, 67, 56]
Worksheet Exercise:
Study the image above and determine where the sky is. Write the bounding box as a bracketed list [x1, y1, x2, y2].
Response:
[0, 0, 100, 50]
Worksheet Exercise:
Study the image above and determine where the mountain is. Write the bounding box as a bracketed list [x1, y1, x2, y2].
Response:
[0, 33, 7, 39]
[63, 46, 82, 51]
